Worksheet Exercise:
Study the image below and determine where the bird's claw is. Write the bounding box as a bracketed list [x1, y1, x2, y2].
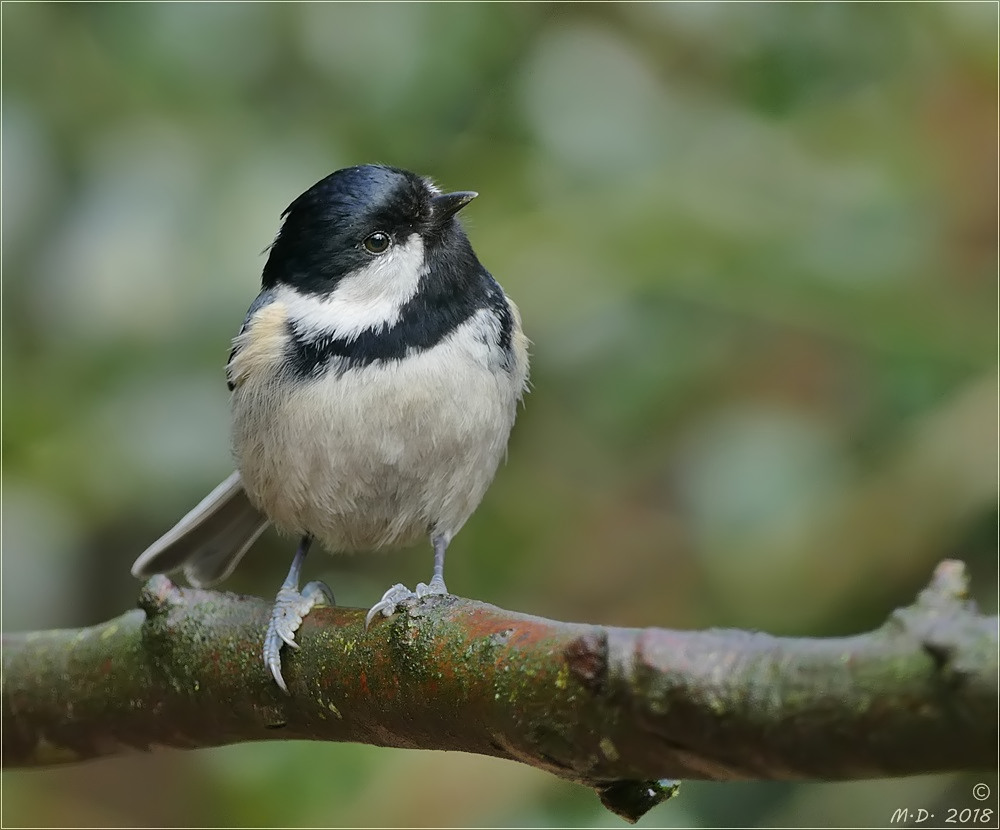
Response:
[263, 580, 334, 693]
[365, 578, 448, 629]
[415, 576, 447, 598]
[364, 583, 415, 629]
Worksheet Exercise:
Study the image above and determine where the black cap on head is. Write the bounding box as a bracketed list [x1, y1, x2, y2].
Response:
[261, 165, 476, 293]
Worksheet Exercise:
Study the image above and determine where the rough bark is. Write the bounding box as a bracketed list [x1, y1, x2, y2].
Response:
[2, 559, 995, 823]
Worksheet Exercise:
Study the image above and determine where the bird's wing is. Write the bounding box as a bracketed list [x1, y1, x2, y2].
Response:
[131, 471, 269, 588]
[227, 288, 277, 390]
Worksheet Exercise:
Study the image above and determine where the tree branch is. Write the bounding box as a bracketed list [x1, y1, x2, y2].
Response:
[2, 560, 996, 823]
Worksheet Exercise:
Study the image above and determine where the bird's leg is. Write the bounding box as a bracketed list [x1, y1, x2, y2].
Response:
[364, 532, 451, 629]
[416, 533, 449, 597]
[263, 535, 335, 693]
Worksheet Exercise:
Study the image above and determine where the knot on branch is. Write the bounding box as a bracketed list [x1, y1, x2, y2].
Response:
[137, 576, 184, 618]
[595, 778, 681, 824]
[565, 630, 609, 694]
[918, 559, 974, 608]
[887, 560, 989, 685]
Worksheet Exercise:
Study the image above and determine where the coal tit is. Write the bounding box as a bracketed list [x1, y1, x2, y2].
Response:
[132, 164, 530, 691]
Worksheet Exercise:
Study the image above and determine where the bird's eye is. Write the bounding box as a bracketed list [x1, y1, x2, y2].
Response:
[362, 232, 392, 255]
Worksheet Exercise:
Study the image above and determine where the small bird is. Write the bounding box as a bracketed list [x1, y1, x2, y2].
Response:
[131, 164, 529, 691]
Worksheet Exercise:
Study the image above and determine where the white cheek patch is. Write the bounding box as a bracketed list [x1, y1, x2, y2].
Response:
[280, 234, 426, 342]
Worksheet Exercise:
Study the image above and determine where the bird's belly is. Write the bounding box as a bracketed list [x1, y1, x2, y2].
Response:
[231, 348, 519, 553]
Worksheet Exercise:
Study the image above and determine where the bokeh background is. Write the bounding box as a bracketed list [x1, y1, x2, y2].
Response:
[2, 3, 996, 827]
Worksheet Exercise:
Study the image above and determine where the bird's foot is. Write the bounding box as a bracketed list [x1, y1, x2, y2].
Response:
[263, 580, 334, 693]
[364, 576, 447, 629]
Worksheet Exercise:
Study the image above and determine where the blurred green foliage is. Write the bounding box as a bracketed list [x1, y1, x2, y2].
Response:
[2, 3, 996, 827]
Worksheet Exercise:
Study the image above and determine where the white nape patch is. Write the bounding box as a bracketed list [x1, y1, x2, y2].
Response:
[280, 234, 427, 342]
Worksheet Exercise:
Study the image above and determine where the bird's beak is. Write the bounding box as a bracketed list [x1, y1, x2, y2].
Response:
[431, 191, 478, 225]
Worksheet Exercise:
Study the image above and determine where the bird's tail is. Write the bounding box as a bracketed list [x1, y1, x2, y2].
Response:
[131, 471, 269, 588]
